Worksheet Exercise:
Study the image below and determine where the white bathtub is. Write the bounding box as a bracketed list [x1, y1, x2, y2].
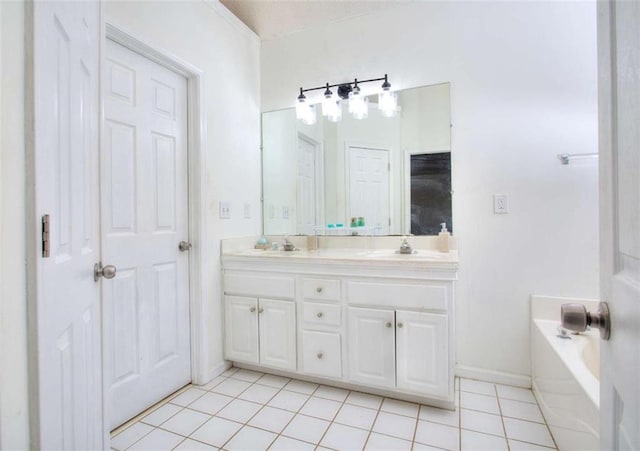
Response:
[531, 316, 600, 451]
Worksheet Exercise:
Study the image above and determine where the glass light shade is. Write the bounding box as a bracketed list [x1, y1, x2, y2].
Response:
[326, 100, 342, 122]
[296, 97, 308, 120]
[379, 88, 398, 117]
[322, 92, 337, 116]
[300, 103, 317, 125]
[349, 88, 369, 120]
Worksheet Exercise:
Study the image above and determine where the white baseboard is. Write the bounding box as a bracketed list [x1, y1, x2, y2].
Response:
[202, 360, 232, 384]
[455, 364, 531, 388]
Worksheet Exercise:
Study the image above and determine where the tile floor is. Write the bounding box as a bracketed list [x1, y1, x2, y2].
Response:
[111, 368, 557, 451]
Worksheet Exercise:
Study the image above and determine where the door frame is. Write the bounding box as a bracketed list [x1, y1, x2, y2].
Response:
[344, 144, 392, 234]
[102, 22, 209, 427]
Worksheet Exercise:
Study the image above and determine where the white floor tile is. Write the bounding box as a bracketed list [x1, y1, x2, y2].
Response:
[173, 438, 218, 450]
[267, 390, 310, 412]
[190, 417, 242, 448]
[188, 392, 234, 415]
[221, 367, 238, 377]
[461, 429, 508, 451]
[415, 420, 460, 451]
[460, 409, 504, 437]
[282, 414, 330, 444]
[283, 379, 319, 395]
[238, 383, 279, 404]
[314, 385, 350, 402]
[508, 439, 556, 450]
[499, 398, 545, 423]
[111, 423, 154, 450]
[216, 399, 262, 423]
[198, 376, 227, 391]
[345, 391, 383, 410]
[412, 442, 448, 451]
[419, 405, 459, 427]
[256, 373, 291, 389]
[171, 388, 208, 407]
[140, 403, 183, 427]
[269, 435, 315, 451]
[128, 428, 184, 450]
[334, 403, 378, 430]
[229, 369, 264, 383]
[503, 417, 555, 448]
[160, 409, 210, 437]
[299, 396, 342, 421]
[381, 398, 420, 418]
[248, 406, 295, 433]
[460, 392, 500, 415]
[320, 422, 369, 450]
[210, 378, 252, 397]
[460, 379, 497, 397]
[496, 385, 537, 404]
[224, 425, 277, 450]
[372, 411, 417, 440]
[365, 432, 412, 450]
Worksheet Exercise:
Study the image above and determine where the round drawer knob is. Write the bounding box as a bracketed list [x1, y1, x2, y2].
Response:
[317, 352, 324, 359]
[397, 322, 404, 328]
[386, 322, 392, 328]
[317, 312, 324, 318]
[316, 287, 323, 293]
[258, 308, 264, 314]
[250, 307, 256, 313]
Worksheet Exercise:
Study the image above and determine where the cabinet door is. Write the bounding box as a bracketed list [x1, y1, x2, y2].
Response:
[224, 296, 259, 364]
[347, 307, 395, 388]
[259, 298, 296, 370]
[396, 310, 448, 396]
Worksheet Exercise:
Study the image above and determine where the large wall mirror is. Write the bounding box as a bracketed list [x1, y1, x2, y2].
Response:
[262, 82, 451, 236]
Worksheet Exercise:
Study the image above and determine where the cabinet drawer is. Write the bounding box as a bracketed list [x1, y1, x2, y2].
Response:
[347, 280, 449, 311]
[302, 278, 341, 301]
[302, 330, 342, 378]
[303, 302, 341, 327]
[224, 273, 295, 299]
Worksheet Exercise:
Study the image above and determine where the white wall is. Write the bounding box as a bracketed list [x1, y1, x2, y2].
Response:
[261, 1, 599, 382]
[106, 0, 261, 380]
[1, 1, 30, 449]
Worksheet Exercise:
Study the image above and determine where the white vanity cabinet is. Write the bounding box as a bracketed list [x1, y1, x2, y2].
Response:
[222, 252, 457, 409]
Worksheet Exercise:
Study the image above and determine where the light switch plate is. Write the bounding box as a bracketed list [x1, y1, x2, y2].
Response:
[494, 194, 509, 214]
[219, 201, 231, 219]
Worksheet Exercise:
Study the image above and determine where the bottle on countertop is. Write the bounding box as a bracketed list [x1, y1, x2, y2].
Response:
[438, 222, 450, 253]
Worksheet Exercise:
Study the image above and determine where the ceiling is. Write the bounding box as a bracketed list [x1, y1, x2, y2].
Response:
[219, 0, 408, 40]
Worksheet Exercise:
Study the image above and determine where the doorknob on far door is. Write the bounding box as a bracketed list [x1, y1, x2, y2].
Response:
[179, 241, 192, 252]
[94, 262, 117, 282]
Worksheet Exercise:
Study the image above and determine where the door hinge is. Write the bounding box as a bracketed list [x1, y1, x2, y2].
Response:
[42, 214, 50, 258]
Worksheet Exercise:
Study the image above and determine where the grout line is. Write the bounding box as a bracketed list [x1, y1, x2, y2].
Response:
[361, 393, 384, 450]
[494, 383, 510, 451]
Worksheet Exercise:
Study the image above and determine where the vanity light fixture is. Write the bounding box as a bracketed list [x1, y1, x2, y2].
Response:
[296, 74, 396, 123]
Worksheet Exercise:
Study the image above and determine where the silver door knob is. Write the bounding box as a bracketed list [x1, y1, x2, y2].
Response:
[561, 302, 611, 340]
[94, 262, 117, 282]
[179, 241, 192, 252]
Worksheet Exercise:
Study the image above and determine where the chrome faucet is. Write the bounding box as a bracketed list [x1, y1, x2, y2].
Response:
[398, 237, 415, 254]
[282, 236, 297, 252]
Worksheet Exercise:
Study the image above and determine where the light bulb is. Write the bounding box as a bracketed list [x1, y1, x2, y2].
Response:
[296, 89, 308, 120]
[378, 88, 398, 117]
[301, 103, 317, 125]
[327, 100, 342, 123]
[349, 86, 369, 120]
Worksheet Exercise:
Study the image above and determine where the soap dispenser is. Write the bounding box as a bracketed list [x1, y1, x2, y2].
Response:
[438, 222, 450, 253]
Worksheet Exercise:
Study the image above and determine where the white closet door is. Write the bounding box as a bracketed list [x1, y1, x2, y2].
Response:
[103, 39, 190, 429]
[31, 2, 103, 448]
[347, 307, 395, 388]
[348, 147, 390, 234]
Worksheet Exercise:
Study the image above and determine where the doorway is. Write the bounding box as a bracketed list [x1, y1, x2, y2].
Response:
[296, 134, 323, 235]
[103, 38, 192, 430]
[347, 146, 391, 234]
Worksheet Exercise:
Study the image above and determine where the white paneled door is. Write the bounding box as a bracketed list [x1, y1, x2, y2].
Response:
[31, 1, 103, 448]
[348, 146, 390, 234]
[103, 39, 191, 429]
[598, 1, 640, 449]
[297, 135, 319, 235]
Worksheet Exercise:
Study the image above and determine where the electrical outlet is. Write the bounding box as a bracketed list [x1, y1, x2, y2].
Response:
[494, 194, 509, 214]
[243, 202, 251, 219]
[282, 206, 289, 219]
[219, 201, 231, 219]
